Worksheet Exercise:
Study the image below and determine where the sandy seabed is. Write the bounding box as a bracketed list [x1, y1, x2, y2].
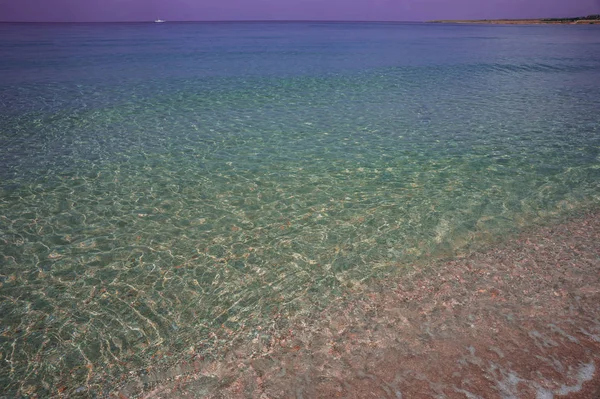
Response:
[117, 210, 600, 399]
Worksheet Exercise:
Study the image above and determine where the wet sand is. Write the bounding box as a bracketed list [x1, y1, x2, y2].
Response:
[117, 211, 600, 398]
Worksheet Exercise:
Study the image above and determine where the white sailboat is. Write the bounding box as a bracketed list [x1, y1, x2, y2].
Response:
[154, 19, 165, 23]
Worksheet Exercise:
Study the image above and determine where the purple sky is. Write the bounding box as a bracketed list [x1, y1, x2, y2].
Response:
[1, 0, 599, 22]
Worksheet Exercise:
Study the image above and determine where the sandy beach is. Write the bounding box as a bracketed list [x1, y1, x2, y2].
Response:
[428, 19, 600, 25]
[116, 210, 600, 398]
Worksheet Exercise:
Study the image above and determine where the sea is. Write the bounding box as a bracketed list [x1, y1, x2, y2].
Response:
[0, 21, 599, 397]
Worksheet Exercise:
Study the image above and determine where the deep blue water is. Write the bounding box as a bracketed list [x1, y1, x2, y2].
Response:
[0, 22, 599, 396]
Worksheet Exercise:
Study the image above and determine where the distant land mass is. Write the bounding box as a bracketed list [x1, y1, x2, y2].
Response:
[429, 14, 600, 25]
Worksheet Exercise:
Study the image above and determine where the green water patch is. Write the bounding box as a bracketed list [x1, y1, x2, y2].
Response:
[1, 68, 599, 395]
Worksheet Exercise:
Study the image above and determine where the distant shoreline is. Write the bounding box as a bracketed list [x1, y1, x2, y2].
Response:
[429, 18, 600, 25]
[1, 19, 599, 25]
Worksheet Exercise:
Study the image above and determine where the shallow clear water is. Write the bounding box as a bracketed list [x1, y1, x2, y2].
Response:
[0, 22, 599, 396]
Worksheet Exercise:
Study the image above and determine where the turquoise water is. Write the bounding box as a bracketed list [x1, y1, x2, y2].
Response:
[1, 22, 599, 396]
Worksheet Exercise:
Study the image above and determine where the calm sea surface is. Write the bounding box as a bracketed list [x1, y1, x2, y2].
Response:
[1, 22, 599, 396]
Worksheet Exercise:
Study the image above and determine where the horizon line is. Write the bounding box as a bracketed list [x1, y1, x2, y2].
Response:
[0, 14, 597, 24]
[1, 15, 594, 24]
[1, 19, 428, 24]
